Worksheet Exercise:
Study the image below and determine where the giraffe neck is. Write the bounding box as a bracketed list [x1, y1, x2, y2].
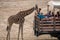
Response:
[16, 7, 35, 17]
[23, 7, 35, 17]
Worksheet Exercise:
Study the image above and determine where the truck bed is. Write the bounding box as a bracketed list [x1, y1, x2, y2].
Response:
[34, 16, 60, 32]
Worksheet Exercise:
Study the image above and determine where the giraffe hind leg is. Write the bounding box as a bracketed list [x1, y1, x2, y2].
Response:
[6, 30, 10, 40]
[6, 23, 12, 40]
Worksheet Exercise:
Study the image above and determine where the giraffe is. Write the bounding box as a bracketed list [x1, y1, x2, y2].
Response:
[6, 5, 38, 40]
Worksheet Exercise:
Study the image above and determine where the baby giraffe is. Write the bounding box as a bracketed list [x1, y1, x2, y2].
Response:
[6, 5, 38, 40]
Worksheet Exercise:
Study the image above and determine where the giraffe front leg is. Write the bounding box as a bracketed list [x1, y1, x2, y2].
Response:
[17, 18, 25, 40]
[18, 24, 21, 40]
[21, 19, 25, 40]
[21, 24, 23, 40]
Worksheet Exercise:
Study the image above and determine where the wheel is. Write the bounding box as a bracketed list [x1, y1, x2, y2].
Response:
[57, 35, 60, 40]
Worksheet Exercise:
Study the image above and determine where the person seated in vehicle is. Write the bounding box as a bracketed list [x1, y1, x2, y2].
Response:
[46, 11, 52, 18]
[51, 12, 54, 17]
[36, 8, 45, 20]
[42, 11, 52, 21]
[57, 11, 60, 18]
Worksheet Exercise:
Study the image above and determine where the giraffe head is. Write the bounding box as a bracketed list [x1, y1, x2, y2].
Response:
[34, 4, 38, 10]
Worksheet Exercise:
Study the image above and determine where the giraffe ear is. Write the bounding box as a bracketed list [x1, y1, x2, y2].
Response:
[35, 4, 38, 9]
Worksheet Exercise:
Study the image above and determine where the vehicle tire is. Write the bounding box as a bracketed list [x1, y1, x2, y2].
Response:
[57, 35, 60, 40]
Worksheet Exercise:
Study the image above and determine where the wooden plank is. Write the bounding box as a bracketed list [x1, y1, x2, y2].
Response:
[34, 16, 60, 32]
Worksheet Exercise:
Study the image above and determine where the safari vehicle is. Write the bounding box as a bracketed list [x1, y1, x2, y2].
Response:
[33, 0, 60, 40]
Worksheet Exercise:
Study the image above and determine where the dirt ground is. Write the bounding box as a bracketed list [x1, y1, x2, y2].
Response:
[0, 0, 58, 40]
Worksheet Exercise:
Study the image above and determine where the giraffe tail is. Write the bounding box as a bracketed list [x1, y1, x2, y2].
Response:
[6, 22, 10, 31]
[6, 26, 9, 31]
